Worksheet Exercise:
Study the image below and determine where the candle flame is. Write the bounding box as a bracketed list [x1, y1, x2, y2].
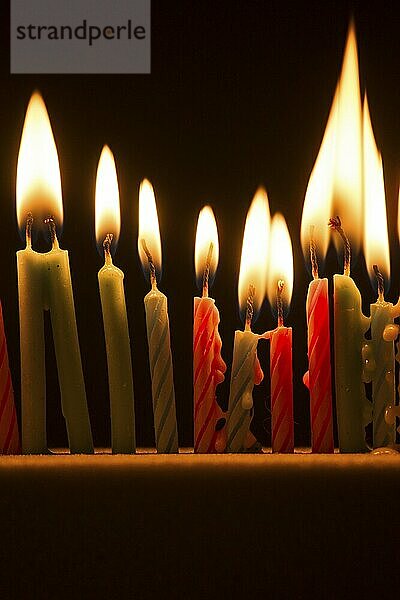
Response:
[138, 179, 162, 280]
[95, 145, 121, 255]
[16, 91, 63, 239]
[331, 23, 363, 258]
[195, 206, 219, 292]
[363, 95, 390, 289]
[301, 91, 337, 271]
[238, 187, 270, 321]
[267, 213, 294, 315]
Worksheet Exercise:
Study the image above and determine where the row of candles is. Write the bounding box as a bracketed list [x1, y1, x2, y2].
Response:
[1, 23, 400, 455]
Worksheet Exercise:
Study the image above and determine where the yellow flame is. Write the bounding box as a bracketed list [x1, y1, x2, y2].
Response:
[95, 145, 121, 247]
[16, 91, 63, 232]
[267, 213, 294, 310]
[363, 96, 390, 285]
[195, 205, 219, 283]
[138, 179, 162, 273]
[238, 187, 270, 314]
[331, 23, 363, 254]
[301, 90, 338, 264]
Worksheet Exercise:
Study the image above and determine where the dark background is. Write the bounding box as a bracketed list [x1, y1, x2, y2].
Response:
[1, 0, 400, 449]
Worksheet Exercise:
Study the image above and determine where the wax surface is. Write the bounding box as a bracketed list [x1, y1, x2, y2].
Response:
[0, 303, 20, 453]
[333, 274, 370, 452]
[193, 297, 226, 453]
[305, 278, 334, 453]
[99, 262, 135, 454]
[144, 288, 178, 453]
[270, 327, 294, 453]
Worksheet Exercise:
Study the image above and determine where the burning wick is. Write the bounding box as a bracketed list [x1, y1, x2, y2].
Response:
[329, 216, 350, 277]
[25, 212, 33, 249]
[277, 280, 285, 327]
[309, 225, 319, 280]
[373, 264, 385, 301]
[245, 284, 255, 331]
[141, 238, 157, 289]
[44, 216, 59, 250]
[103, 233, 114, 266]
[202, 242, 214, 298]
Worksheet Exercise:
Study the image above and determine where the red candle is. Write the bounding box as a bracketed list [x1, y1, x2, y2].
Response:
[193, 207, 226, 453]
[0, 303, 20, 454]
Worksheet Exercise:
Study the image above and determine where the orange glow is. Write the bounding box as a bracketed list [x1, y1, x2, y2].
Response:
[16, 91, 63, 232]
[138, 179, 162, 273]
[238, 187, 270, 316]
[267, 213, 294, 310]
[95, 145, 121, 248]
[195, 206, 219, 286]
[363, 96, 390, 286]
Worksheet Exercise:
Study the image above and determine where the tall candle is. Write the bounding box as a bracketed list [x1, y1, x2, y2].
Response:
[138, 179, 178, 453]
[226, 188, 270, 452]
[16, 92, 93, 454]
[193, 207, 226, 453]
[96, 146, 135, 454]
[0, 302, 20, 454]
[265, 214, 294, 453]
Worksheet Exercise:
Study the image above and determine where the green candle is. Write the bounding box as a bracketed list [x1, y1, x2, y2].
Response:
[96, 146, 135, 454]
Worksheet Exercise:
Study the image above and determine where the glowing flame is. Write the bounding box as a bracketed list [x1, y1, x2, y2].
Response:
[195, 206, 219, 290]
[301, 91, 337, 268]
[267, 213, 294, 312]
[16, 91, 63, 235]
[138, 179, 162, 277]
[331, 22, 363, 256]
[238, 187, 270, 319]
[363, 96, 390, 287]
[95, 145, 121, 253]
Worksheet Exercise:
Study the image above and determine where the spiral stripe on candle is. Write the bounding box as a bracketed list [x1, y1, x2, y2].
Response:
[270, 329, 294, 453]
[226, 358, 253, 452]
[147, 295, 178, 453]
[0, 305, 20, 454]
[193, 298, 226, 453]
[373, 331, 391, 447]
[307, 280, 334, 453]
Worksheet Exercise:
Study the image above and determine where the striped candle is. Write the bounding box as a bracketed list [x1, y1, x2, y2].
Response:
[304, 277, 334, 452]
[0, 303, 20, 454]
[270, 327, 294, 453]
[193, 296, 226, 452]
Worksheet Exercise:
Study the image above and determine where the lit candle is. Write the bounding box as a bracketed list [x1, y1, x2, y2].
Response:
[300, 93, 335, 453]
[193, 206, 226, 453]
[0, 302, 20, 454]
[16, 92, 93, 454]
[264, 214, 294, 453]
[329, 24, 370, 453]
[362, 96, 399, 448]
[138, 179, 178, 453]
[95, 146, 136, 454]
[226, 188, 270, 453]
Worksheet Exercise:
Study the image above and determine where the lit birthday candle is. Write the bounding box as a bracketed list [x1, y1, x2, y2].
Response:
[193, 206, 226, 453]
[362, 96, 399, 448]
[264, 214, 294, 453]
[138, 179, 178, 453]
[300, 92, 336, 453]
[329, 23, 370, 453]
[16, 92, 93, 454]
[96, 146, 136, 454]
[226, 188, 270, 453]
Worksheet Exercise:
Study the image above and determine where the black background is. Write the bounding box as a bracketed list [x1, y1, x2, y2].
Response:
[1, 0, 400, 449]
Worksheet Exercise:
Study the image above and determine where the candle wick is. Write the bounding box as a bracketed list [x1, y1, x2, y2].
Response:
[245, 284, 255, 331]
[44, 216, 59, 250]
[328, 215, 350, 276]
[277, 280, 285, 327]
[25, 212, 33, 249]
[103, 233, 114, 266]
[373, 264, 385, 301]
[202, 242, 214, 298]
[141, 238, 157, 289]
[309, 225, 319, 280]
